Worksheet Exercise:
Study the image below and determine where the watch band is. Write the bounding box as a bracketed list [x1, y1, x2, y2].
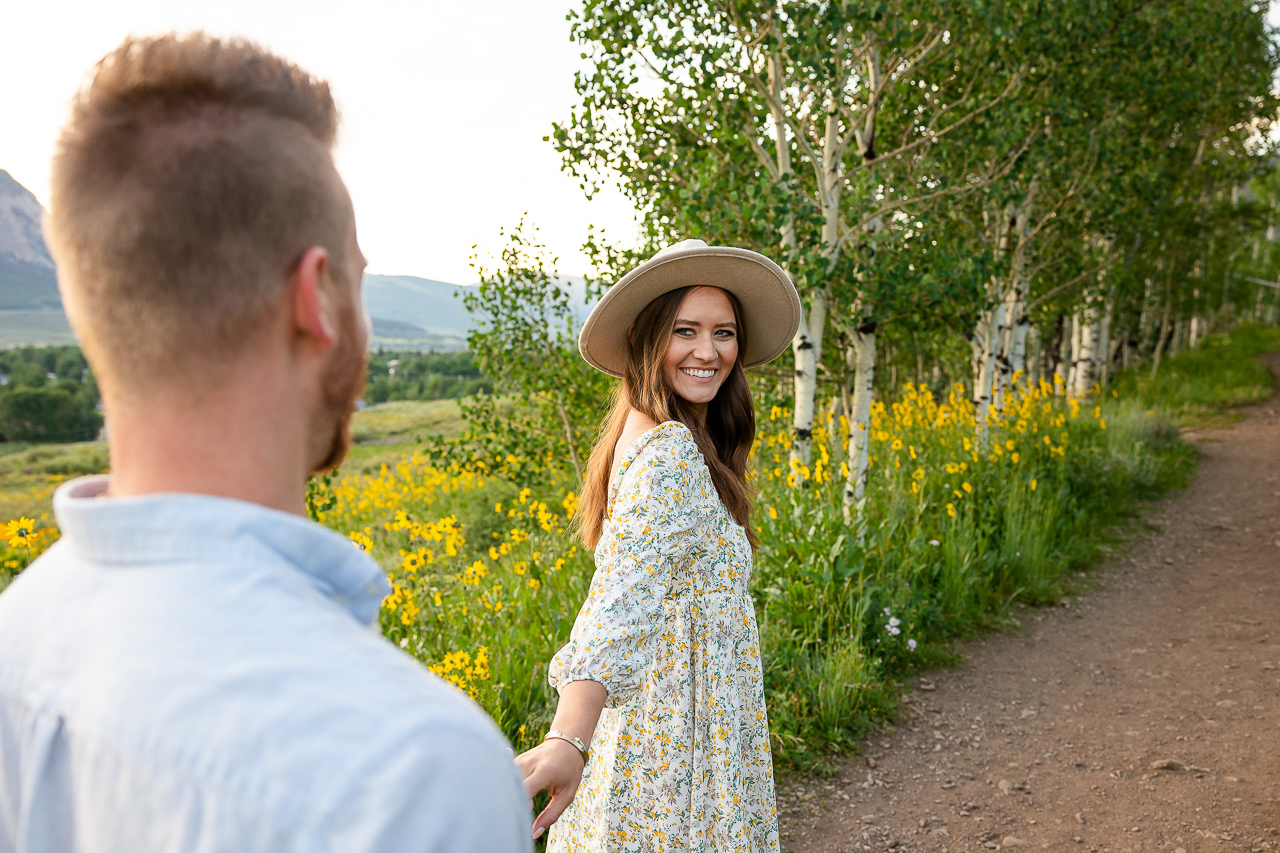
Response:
[544, 730, 589, 763]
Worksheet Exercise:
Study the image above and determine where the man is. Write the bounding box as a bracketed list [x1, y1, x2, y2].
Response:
[0, 33, 530, 851]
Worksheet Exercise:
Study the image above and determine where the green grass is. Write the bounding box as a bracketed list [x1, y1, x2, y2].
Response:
[0, 442, 108, 520]
[0, 309, 78, 347]
[0, 399, 466, 518]
[343, 399, 465, 473]
[1109, 323, 1280, 427]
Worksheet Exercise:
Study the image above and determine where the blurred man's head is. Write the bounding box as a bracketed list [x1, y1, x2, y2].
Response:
[45, 32, 367, 472]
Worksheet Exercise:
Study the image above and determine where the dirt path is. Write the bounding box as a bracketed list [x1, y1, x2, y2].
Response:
[778, 352, 1280, 853]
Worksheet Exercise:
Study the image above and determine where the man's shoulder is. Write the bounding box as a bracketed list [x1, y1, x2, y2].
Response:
[0, 544, 513, 801]
[0, 551, 532, 849]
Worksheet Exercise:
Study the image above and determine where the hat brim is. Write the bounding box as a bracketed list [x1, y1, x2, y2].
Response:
[578, 246, 801, 378]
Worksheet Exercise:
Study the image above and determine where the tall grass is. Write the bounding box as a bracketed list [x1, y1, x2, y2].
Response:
[1110, 323, 1280, 421]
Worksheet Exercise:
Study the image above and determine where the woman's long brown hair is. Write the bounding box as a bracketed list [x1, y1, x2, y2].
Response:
[575, 286, 757, 550]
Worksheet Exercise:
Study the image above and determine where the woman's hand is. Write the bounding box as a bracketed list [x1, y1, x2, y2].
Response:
[518, 679, 606, 838]
[515, 737, 586, 839]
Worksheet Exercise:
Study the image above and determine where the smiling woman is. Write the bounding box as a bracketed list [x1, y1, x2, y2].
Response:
[514, 239, 801, 852]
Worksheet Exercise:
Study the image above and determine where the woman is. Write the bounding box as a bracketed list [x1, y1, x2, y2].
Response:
[516, 239, 801, 852]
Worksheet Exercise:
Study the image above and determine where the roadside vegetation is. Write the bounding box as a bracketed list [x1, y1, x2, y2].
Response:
[0, 346, 101, 443]
[364, 350, 491, 404]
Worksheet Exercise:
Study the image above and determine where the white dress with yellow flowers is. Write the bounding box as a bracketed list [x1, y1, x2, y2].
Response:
[547, 420, 779, 853]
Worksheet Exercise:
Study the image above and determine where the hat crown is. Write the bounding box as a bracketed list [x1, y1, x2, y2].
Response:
[652, 238, 708, 261]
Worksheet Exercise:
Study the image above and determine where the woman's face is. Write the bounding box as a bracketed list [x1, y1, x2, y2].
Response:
[662, 286, 739, 412]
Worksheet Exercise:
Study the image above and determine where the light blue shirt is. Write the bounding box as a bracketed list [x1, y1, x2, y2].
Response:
[0, 476, 531, 853]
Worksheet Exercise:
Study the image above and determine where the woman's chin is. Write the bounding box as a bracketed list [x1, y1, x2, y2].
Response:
[674, 383, 722, 407]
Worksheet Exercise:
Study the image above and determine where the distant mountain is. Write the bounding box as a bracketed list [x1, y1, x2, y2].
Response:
[362, 273, 596, 351]
[363, 274, 472, 338]
[0, 170, 60, 312]
[0, 169, 599, 350]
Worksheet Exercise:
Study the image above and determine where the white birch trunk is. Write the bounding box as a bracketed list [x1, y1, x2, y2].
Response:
[1072, 312, 1099, 397]
[789, 292, 826, 467]
[842, 320, 877, 527]
[987, 188, 1036, 412]
[1026, 325, 1041, 387]
[1170, 319, 1186, 358]
[1067, 313, 1082, 393]
[1008, 316, 1031, 382]
[1189, 314, 1200, 349]
[992, 290, 1017, 412]
[972, 301, 1004, 436]
[1137, 277, 1155, 353]
[1097, 295, 1113, 388]
[1069, 309, 1102, 397]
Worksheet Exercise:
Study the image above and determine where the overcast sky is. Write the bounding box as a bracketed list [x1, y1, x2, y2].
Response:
[0, 0, 639, 283]
[5, 3, 1279, 285]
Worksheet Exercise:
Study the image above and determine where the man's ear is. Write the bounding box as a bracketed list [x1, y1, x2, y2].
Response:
[292, 246, 336, 349]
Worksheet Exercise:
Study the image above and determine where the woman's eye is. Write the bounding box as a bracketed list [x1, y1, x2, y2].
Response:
[716, 330, 736, 339]
[675, 327, 695, 337]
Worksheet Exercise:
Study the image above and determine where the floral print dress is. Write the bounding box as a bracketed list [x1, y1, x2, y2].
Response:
[548, 421, 779, 853]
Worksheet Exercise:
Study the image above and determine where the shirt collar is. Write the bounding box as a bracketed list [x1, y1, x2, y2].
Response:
[52, 476, 390, 627]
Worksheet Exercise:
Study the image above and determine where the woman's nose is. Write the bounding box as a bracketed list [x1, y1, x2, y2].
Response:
[693, 334, 717, 361]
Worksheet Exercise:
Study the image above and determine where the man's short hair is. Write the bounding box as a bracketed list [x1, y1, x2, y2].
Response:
[47, 32, 351, 395]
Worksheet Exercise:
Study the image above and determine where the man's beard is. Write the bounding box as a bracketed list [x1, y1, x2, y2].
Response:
[309, 301, 367, 475]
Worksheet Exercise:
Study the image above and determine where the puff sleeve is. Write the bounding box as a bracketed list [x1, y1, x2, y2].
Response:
[548, 427, 703, 708]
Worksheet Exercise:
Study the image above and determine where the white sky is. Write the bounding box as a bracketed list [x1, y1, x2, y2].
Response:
[0, 0, 639, 283]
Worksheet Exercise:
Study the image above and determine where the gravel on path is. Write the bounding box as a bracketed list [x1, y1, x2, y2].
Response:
[779, 352, 1280, 853]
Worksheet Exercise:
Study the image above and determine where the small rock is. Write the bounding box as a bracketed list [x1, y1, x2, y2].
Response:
[1263, 662, 1276, 671]
[1020, 709, 1037, 719]
[1075, 812, 1086, 825]
[919, 678, 936, 691]
[867, 756, 877, 769]
[1164, 557, 1174, 565]
[1003, 837, 1027, 848]
[984, 843, 999, 850]
[1216, 700, 1237, 708]
[1073, 838, 1083, 845]
[998, 779, 1015, 795]
[1149, 759, 1211, 773]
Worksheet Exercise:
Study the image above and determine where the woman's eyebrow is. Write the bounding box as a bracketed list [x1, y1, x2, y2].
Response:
[675, 319, 738, 329]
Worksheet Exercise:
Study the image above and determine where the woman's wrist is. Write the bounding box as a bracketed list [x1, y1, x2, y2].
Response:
[544, 730, 589, 765]
[544, 729, 589, 764]
[548, 679, 607, 753]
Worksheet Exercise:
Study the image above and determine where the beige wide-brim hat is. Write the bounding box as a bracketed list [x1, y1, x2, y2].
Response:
[578, 239, 801, 377]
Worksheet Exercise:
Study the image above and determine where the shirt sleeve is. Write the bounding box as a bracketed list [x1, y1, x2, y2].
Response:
[323, 722, 532, 853]
[548, 428, 703, 708]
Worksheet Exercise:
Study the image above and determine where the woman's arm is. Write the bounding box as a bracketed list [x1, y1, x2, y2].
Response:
[514, 679, 607, 838]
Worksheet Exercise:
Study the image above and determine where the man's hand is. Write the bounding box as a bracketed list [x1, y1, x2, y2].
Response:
[515, 737, 586, 839]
